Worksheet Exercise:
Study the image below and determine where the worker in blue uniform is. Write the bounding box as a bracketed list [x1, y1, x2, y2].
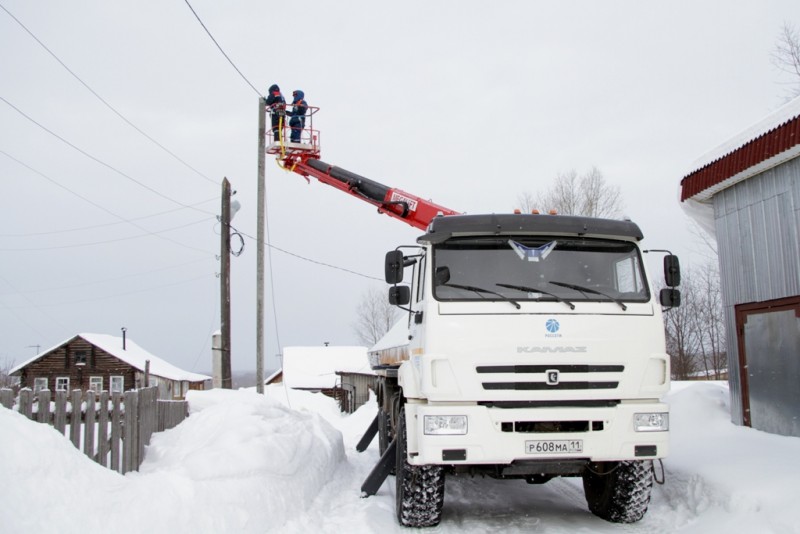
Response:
[288, 90, 308, 143]
[265, 84, 285, 142]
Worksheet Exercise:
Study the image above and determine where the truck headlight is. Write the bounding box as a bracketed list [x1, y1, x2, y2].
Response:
[633, 413, 669, 432]
[424, 415, 468, 435]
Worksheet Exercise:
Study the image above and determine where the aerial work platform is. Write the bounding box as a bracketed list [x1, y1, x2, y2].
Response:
[265, 103, 321, 158]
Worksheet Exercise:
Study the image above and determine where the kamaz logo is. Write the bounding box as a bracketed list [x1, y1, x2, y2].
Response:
[517, 346, 588, 353]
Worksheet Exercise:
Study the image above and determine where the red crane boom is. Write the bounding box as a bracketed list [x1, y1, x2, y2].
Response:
[267, 105, 459, 230]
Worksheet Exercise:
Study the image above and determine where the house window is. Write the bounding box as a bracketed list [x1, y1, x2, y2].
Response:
[110, 375, 124, 393]
[148, 376, 159, 387]
[89, 376, 103, 393]
[34, 377, 48, 393]
[55, 377, 70, 391]
[74, 350, 88, 366]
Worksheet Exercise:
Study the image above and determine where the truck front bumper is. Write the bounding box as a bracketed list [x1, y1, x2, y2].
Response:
[403, 401, 669, 466]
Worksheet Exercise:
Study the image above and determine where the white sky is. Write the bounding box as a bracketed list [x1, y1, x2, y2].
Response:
[2, 1, 799, 373]
[3, 381, 799, 532]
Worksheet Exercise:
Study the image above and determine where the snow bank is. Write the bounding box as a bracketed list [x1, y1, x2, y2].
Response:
[2, 381, 800, 533]
[650, 382, 800, 533]
[0, 387, 344, 533]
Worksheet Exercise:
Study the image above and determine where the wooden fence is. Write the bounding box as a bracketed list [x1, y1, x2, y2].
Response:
[0, 387, 188, 474]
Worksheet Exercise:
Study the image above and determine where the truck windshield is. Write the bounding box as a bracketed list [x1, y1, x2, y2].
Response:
[432, 237, 649, 305]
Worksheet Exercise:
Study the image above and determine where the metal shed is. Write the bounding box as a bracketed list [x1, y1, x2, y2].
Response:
[680, 96, 800, 437]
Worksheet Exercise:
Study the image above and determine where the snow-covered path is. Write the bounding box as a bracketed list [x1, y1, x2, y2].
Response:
[2, 381, 799, 533]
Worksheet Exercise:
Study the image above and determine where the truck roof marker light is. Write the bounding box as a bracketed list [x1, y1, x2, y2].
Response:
[531, 209, 540, 215]
[513, 209, 522, 214]
[549, 209, 558, 215]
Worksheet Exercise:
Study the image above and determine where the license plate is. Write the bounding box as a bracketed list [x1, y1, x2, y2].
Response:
[525, 440, 583, 454]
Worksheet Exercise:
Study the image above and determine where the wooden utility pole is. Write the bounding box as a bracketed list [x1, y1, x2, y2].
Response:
[220, 177, 233, 389]
[256, 97, 266, 394]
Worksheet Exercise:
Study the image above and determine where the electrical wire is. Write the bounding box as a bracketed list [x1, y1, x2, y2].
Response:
[237, 228, 382, 281]
[3, 273, 214, 309]
[0, 216, 213, 251]
[0, 257, 211, 296]
[1, 148, 213, 255]
[229, 225, 245, 257]
[1, 97, 217, 217]
[0, 196, 219, 237]
[0, 2, 219, 186]
[183, 0, 262, 97]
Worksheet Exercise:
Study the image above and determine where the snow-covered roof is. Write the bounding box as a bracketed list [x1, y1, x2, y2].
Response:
[264, 368, 283, 384]
[369, 319, 409, 353]
[680, 96, 800, 203]
[282, 346, 372, 389]
[11, 333, 210, 383]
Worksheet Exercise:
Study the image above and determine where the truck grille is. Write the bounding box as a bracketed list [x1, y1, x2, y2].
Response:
[501, 420, 605, 433]
[477, 364, 623, 391]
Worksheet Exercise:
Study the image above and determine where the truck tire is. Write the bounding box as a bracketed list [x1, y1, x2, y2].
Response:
[582, 460, 653, 523]
[395, 407, 445, 527]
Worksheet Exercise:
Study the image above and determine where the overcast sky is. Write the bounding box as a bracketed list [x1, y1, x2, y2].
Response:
[2, 1, 798, 374]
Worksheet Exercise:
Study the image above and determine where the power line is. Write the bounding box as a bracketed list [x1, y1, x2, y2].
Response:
[0, 216, 213, 251]
[0, 196, 219, 237]
[3, 273, 214, 309]
[237, 228, 382, 282]
[183, 0, 262, 97]
[0, 257, 211, 296]
[1, 148, 213, 255]
[0, 97, 216, 217]
[0, 2, 219, 186]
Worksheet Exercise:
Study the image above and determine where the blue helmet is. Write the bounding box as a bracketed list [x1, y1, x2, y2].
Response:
[292, 89, 304, 102]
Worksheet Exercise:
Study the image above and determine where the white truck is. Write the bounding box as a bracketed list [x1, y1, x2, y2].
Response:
[269, 110, 681, 527]
[367, 213, 680, 527]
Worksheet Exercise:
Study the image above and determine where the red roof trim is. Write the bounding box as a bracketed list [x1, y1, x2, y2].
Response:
[680, 115, 800, 201]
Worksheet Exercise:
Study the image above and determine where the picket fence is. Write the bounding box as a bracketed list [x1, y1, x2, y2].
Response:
[0, 386, 188, 474]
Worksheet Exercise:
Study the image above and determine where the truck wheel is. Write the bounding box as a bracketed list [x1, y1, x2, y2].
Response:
[395, 407, 445, 527]
[582, 460, 653, 523]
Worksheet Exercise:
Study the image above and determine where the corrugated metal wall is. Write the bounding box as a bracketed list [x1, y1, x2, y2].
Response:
[713, 157, 800, 425]
[338, 373, 377, 413]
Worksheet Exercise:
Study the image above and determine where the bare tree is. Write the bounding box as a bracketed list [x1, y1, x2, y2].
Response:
[352, 285, 400, 347]
[663, 272, 702, 380]
[661, 262, 726, 380]
[516, 190, 537, 213]
[693, 262, 727, 378]
[518, 167, 623, 218]
[772, 22, 800, 100]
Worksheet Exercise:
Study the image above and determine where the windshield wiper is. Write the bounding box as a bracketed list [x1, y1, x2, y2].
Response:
[443, 283, 521, 309]
[548, 280, 627, 311]
[495, 282, 575, 310]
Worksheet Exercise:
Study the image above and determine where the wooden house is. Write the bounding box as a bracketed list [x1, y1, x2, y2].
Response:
[10, 333, 210, 400]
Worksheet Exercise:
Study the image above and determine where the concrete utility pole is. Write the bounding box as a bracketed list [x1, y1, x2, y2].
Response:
[256, 97, 266, 394]
[220, 177, 233, 389]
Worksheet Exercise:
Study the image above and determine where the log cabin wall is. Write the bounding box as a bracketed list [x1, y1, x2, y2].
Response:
[19, 337, 136, 393]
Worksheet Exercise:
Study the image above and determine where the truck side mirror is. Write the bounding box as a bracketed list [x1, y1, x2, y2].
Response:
[389, 285, 411, 306]
[385, 250, 405, 284]
[664, 255, 681, 287]
[660, 288, 681, 308]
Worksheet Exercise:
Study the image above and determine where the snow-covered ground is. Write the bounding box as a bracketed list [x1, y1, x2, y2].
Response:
[2, 381, 798, 533]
